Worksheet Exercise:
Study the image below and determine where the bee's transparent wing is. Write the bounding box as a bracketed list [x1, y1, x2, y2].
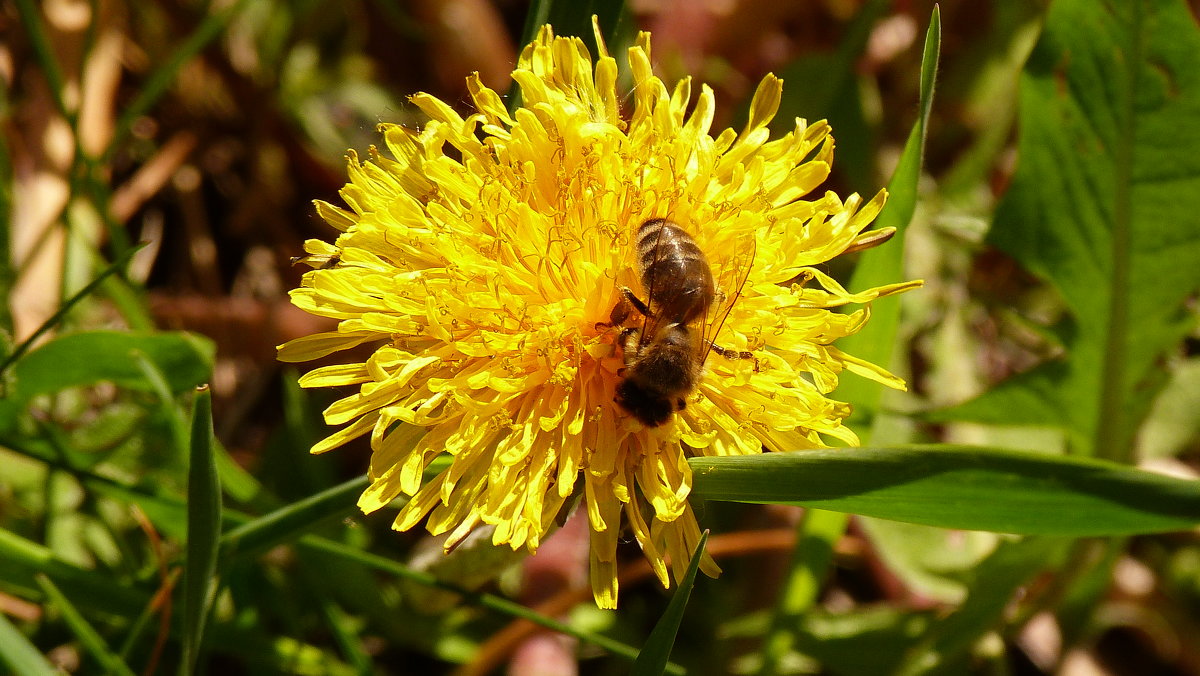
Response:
[636, 219, 678, 342]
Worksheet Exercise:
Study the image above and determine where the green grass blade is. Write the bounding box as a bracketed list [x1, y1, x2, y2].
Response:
[515, 0, 553, 49]
[894, 538, 1068, 676]
[181, 386, 222, 675]
[296, 537, 678, 673]
[0, 527, 149, 616]
[759, 14, 942, 674]
[0, 614, 57, 676]
[311, 597, 373, 675]
[632, 530, 709, 676]
[13, 0, 72, 121]
[757, 510, 849, 676]
[106, 0, 252, 158]
[0, 612, 58, 676]
[35, 574, 138, 676]
[132, 348, 194, 461]
[835, 6, 941, 422]
[690, 445, 1200, 535]
[0, 446, 664, 672]
[212, 442, 266, 505]
[219, 476, 367, 559]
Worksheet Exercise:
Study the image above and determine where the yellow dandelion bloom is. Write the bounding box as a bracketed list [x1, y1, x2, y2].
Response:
[278, 19, 920, 609]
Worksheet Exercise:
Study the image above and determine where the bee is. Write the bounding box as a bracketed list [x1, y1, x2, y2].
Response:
[607, 218, 755, 427]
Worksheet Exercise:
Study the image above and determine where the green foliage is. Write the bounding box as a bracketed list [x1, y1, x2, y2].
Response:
[836, 3, 940, 425]
[934, 0, 1200, 462]
[7, 331, 214, 402]
[893, 538, 1069, 676]
[632, 531, 708, 676]
[35, 574, 138, 676]
[181, 387, 221, 675]
[0, 612, 58, 676]
[691, 445, 1200, 535]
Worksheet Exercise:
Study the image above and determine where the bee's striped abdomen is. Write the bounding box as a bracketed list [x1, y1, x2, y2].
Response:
[636, 218, 715, 326]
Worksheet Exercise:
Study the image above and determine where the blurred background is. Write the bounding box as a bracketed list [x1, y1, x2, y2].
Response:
[3, 0, 1199, 674]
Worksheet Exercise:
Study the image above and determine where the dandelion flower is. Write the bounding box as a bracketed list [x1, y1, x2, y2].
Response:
[278, 19, 920, 608]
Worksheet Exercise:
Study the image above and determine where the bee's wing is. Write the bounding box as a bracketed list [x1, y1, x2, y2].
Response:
[699, 233, 757, 365]
[637, 219, 675, 341]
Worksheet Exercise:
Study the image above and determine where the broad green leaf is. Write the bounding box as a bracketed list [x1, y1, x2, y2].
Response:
[947, 0, 1200, 461]
[632, 530, 708, 676]
[182, 386, 222, 676]
[0, 244, 144, 384]
[10, 330, 214, 402]
[689, 445, 1200, 535]
[835, 6, 940, 422]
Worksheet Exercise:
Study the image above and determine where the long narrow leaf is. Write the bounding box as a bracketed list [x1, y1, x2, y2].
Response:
[0, 527, 149, 616]
[835, 5, 941, 421]
[181, 386, 222, 675]
[0, 612, 58, 676]
[632, 530, 710, 676]
[107, 0, 252, 157]
[219, 476, 367, 559]
[757, 510, 849, 676]
[296, 537, 678, 673]
[35, 574, 137, 676]
[13, 0, 72, 121]
[690, 445, 1200, 535]
[761, 15, 943, 674]
[894, 538, 1069, 676]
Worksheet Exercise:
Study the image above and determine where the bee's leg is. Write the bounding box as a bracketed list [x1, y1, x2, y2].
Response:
[619, 287, 651, 318]
[598, 287, 645, 330]
[708, 342, 760, 372]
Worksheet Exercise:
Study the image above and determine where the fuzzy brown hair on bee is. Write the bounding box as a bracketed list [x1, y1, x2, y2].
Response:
[606, 218, 755, 427]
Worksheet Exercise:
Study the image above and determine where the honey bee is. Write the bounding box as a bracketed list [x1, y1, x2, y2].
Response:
[607, 218, 755, 427]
